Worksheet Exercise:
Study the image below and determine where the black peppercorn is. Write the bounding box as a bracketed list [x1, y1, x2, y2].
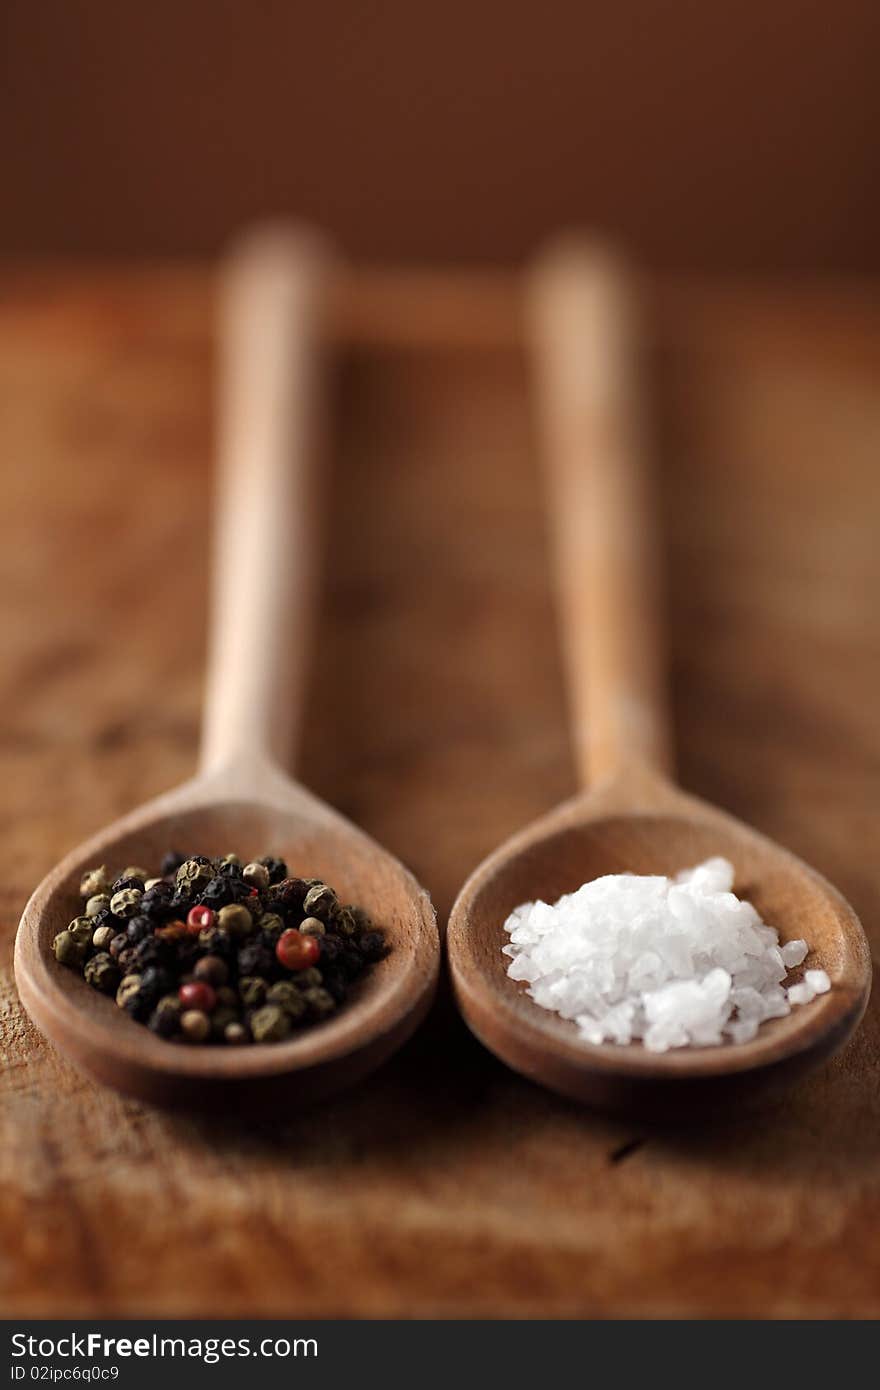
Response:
[160, 850, 187, 878]
[201, 875, 234, 908]
[321, 969, 348, 1003]
[337, 946, 365, 979]
[237, 941, 274, 978]
[108, 932, 129, 960]
[111, 874, 146, 894]
[139, 964, 173, 1000]
[125, 915, 152, 943]
[318, 934, 341, 962]
[148, 994, 182, 1037]
[169, 888, 193, 914]
[358, 930, 387, 961]
[259, 856, 288, 885]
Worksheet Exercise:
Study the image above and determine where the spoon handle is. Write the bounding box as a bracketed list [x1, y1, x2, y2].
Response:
[529, 240, 672, 788]
[199, 225, 331, 778]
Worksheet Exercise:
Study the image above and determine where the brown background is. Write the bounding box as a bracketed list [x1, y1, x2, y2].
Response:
[1, 0, 879, 269]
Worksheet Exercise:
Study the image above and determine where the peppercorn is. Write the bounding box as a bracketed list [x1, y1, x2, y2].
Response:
[219, 853, 242, 869]
[148, 995, 182, 1038]
[155, 921, 187, 945]
[125, 914, 152, 943]
[259, 856, 287, 885]
[175, 858, 213, 893]
[266, 981, 308, 1021]
[85, 893, 111, 918]
[335, 905, 357, 936]
[276, 928, 321, 972]
[224, 1022, 249, 1045]
[214, 985, 238, 1009]
[80, 865, 111, 898]
[210, 1005, 240, 1040]
[187, 904, 215, 933]
[237, 941, 274, 978]
[318, 934, 341, 962]
[108, 931, 129, 959]
[67, 916, 95, 945]
[256, 911, 283, 936]
[239, 976, 267, 1008]
[250, 1005, 290, 1043]
[217, 903, 253, 938]
[116, 974, 143, 1009]
[200, 875, 234, 908]
[160, 850, 186, 878]
[180, 1009, 211, 1043]
[321, 970, 348, 1003]
[53, 929, 88, 968]
[110, 888, 143, 919]
[299, 915, 325, 938]
[269, 877, 309, 913]
[302, 883, 338, 923]
[92, 923, 115, 951]
[302, 986, 336, 1019]
[194, 955, 229, 987]
[242, 861, 270, 890]
[139, 964, 173, 1000]
[111, 874, 146, 894]
[179, 980, 217, 1013]
[122, 865, 149, 884]
[358, 930, 387, 961]
[143, 877, 163, 891]
[298, 967, 323, 989]
[351, 906, 373, 931]
[337, 945, 365, 980]
[84, 952, 120, 994]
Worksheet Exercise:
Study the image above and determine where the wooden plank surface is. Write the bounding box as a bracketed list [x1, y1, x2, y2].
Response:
[0, 266, 878, 1318]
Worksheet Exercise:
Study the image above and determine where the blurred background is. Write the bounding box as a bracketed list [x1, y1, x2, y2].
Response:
[2, 0, 878, 270]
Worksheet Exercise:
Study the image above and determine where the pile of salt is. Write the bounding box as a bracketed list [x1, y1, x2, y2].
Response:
[502, 857, 830, 1052]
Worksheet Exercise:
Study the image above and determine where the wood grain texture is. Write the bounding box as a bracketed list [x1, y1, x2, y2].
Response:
[1, 266, 879, 1317]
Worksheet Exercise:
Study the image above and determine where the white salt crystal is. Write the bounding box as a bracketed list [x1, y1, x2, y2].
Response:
[805, 968, 831, 994]
[502, 858, 826, 1051]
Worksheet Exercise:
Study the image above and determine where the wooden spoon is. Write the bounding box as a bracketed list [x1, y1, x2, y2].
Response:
[14, 227, 439, 1109]
[447, 242, 871, 1112]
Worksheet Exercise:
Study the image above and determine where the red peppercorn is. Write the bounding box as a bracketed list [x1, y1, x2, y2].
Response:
[179, 980, 217, 1013]
[186, 904, 215, 933]
[276, 928, 320, 972]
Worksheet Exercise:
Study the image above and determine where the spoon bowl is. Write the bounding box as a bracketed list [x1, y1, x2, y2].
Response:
[16, 766, 438, 1109]
[449, 775, 871, 1111]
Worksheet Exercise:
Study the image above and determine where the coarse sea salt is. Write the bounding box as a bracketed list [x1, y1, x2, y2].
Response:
[502, 858, 827, 1052]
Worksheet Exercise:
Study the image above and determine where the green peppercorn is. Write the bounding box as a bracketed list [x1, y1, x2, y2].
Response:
[257, 912, 284, 936]
[298, 966, 323, 989]
[176, 858, 213, 892]
[224, 1022, 249, 1045]
[122, 865, 149, 883]
[180, 1009, 211, 1043]
[116, 974, 142, 1008]
[250, 1004, 291, 1043]
[53, 930, 88, 968]
[92, 923, 115, 951]
[84, 952, 120, 994]
[299, 915, 325, 938]
[238, 976, 267, 1009]
[302, 986, 336, 1019]
[85, 893, 111, 918]
[67, 915, 95, 945]
[336, 905, 357, 936]
[144, 877, 163, 891]
[242, 861, 270, 890]
[220, 854, 242, 869]
[217, 903, 253, 938]
[266, 980, 308, 1020]
[194, 955, 229, 987]
[110, 888, 143, 919]
[80, 865, 111, 898]
[302, 883, 338, 922]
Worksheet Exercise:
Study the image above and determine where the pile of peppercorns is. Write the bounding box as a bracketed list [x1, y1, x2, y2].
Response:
[52, 853, 388, 1045]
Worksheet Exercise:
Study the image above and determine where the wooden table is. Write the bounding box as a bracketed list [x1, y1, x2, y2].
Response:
[1, 265, 878, 1319]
